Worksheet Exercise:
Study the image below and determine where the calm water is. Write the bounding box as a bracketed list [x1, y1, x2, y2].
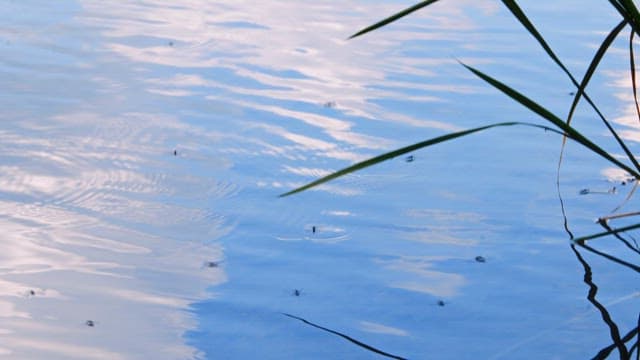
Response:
[1, 1, 639, 359]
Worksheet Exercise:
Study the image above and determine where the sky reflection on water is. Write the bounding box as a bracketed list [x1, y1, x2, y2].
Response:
[1, 0, 639, 359]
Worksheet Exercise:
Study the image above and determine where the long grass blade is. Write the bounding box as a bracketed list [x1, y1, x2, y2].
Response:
[610, 0, 640, 36]
[501, 0, 572, 79]
[598, 218, 640, 255]
[349, 0, 440, 39]
[561, 20, 627, 171]
[502, 0, 640, 172]
[572, 222, 640, 243]
[630, 29, 640, 123]
[556, 20, 628, 239]
[460, 62, 640, 179]
[567, 20, 627, 128]
[280, 122, 564, 197]
[620, 0, 640, 33]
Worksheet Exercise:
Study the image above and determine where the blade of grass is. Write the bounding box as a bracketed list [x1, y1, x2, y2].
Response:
[567, 20, 627, 128]
[572, 222, 640, 243]
[630, 29, 640, 123]
[599, 221, 640, 255]
[556, 19, 627, 239]
[501, 0, 572, 79]
[460, 62, 640, 179]
[349, 0, 440, 39]
[620, 0, 640, 32]
[560, 19, 628, 175]
[502, 0, 640, 172]
[610, 0, 640, 36]
[280, 122, 564, 197]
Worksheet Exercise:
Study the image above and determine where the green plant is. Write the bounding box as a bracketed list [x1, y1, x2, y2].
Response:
[281, 2, 640, 356]
[280, 0, 640, 245]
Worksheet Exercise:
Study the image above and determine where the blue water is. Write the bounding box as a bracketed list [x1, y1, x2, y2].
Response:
[1, 1, 638, 359]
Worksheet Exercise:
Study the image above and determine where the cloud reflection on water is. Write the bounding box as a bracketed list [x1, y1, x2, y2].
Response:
[0, 107, 230, 358]
[79, 0, 485, 162]
[4, 0, 602, 358]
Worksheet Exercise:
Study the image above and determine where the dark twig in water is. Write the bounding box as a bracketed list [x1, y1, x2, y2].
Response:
[597, 219, 640, 255]
[572, 222, 640, 250]
[574, 242, 640, 273]
[591, 322, 639, 359]
[556, 168, 574, 239]
[282, 313, 407, 360]
[598, 211, 640, 252]
[571, 245, 629, 359]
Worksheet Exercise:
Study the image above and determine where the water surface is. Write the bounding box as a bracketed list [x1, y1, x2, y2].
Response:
[1, 1, 639, 359]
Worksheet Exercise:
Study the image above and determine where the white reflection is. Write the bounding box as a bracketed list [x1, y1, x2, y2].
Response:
[1, 338, 124, 360]
[402, 208, 489, 245]
[79, 0, 492, 171]
[0, 109, 229, 358]
[381, 257, 467, 297]
[0, 300, 29, 319]
[359, 321, 409, 337]
[251, 123, 365, 162]
[601, 167, 633, 182]
[322, 210, 353, 217]
[281, 165, 332, 178]
[606, 69, 640, 143]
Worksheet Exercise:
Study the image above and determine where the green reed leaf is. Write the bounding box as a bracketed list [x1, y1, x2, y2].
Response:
[629, 29, 640, 124]
[280, 122, 564, 197]
[609, 0, 640, 35]
[501, 0, 571, 78]
[567, 20, 627, 127]
[573, 222, 640, 243]
[349, 0, 440, 39]
[460, 62, 640, 179]
[503, 0, 640, 172]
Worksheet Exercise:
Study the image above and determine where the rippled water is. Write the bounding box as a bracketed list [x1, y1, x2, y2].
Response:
[1, 1, 639, 359]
